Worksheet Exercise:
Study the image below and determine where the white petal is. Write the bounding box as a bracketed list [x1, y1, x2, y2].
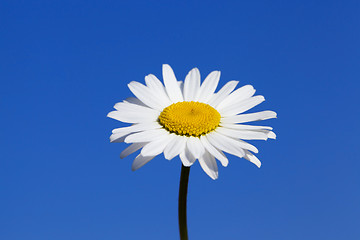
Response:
[180, 146, 196, 167]
[131, 154, 155, 171]
[186, 136, 205, 159]
[208, 80, 239, 107]
[199, 151, 218, 180]
[178, 81, 184, 95]
[197, 71, 221, 103]
[162, 64, 183, 102]
[128, 81, 164, 110]
[125, 129, 169, 143]
[123, 97, 147, 107]
[213, 130, 259, 153]
[112, 122, 161, 134]
[145, 74, 172, 107]
[120, 142, 147, 159]
[110, 131, 130, 142]
[244, 150, 261, 168]
[220, 111, 277, 124]
[200, 135, 228, 167]
[111, 122, 163, 142]
[219, 95, 265, 117]
[220, 123, 273, 130]
[206, 132, 246, 158]
[267, 131, 276, 139]
[183, 68, 201, 101]
[164, 135, 187, 160]
[141, 135, 173, 157]
[108, 134, 130, 143]
[114, 101, 157, 113]
[107, 109, 159, 124]
[216, 85, 255, 110]
[111, 122, 161, 143]
[251, 129, 276, 140]
[216, 127, 269, 140]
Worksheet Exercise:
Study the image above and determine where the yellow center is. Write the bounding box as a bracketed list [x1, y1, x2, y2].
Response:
[158, 101, 221, 137]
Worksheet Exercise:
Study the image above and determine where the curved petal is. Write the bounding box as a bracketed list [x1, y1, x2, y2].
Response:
[219, 95, 265, 117]
[124, 97, 147, 107]
[114, 101, 158, 113]
[108, 133, 130, 143]
[183, 68, 201, 101]
[164, 135, 187, 160]
[199, 150, 218, 180]
[214, 130, 259, 153]
[180, 146, 196, 167]
[162, 64, 183, 103]
[141, 134, 173, 157]
[221, 110, 277, 124]
[111, 122, 161, 143]
[110, 131, 130, 143]
[220, 123, 273, 130]
[208, 80, 239, 107]
[216, 85, 255, 110]
[197, 71, 221, 103]
[124, 129, 169, 143]
[186, 136, 205, 159]
[145, 74, 172, 107]
[200, 135, 228, 167]
[178, 81, 184, 95]
[107, 109, 159, 124]
[128, 81, 164, 111]
[112, 122, 161, 134]
[131, 154, 155, 171]
[267, 131, 277, 139]
[120, 142, 147, 159]
[216, 127, 269, 140]
[206, 131, 246, 158]
[244, 150, 261, 168]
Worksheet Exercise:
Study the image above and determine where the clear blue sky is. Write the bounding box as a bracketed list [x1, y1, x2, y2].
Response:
[1, 1, 359, 239]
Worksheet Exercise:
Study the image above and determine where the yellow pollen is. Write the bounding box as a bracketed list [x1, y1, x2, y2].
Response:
[158, 101, 221, 137]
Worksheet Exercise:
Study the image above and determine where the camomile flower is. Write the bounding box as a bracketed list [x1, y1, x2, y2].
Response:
[108, 64, 276, 180]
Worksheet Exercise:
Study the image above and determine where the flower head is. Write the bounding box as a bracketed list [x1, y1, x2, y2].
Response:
[108, 64, 276, 179]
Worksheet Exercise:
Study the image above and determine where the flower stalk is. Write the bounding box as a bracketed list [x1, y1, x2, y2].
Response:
[178, 165, 190, 240]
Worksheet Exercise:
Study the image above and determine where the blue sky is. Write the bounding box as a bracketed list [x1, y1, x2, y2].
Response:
[1, 0, 359, 239]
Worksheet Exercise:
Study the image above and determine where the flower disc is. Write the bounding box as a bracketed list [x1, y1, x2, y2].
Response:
[159, 101, 221, 137]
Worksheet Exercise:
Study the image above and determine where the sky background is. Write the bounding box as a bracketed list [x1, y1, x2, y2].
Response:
[1, 0, 359, 239]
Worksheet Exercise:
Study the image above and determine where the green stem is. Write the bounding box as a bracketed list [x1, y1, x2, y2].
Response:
[178, 165, 190, 240]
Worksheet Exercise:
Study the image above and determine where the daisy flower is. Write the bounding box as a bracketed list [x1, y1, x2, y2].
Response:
[108, 64, 276, 179]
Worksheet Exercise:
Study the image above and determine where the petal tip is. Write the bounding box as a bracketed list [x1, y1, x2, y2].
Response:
[268, 131, 277, 139]
[127, 81, 137, 87]
[107, 111, 118, 120]
[210, 173, 219, 180]
[162, 64, 172, 70]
